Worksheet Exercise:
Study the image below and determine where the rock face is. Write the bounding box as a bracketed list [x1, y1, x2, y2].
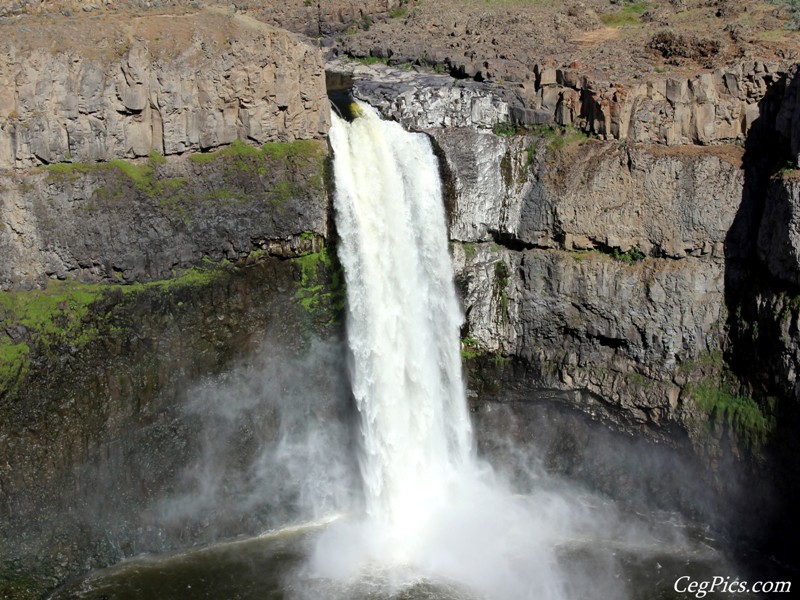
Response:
[343, 59, 790, 145]
[442, 134, 735, 430]
[0, 8, 341, 594]
[777, 64, 800, 168]
[332, 61, 510, 129]
[758, 175, 800, 286]
[250, 0, 407, 37]
[339, 64, 797, 452]
[0, 9, 329, 169]
[0, 141, 328, 290]
[419, 60, 800, 556]
[520, 61, 785, 145]
[0, 257, 352, 595]
[1, 0, 799, 591]
[440, 134, 751, 440]
[435, 128, 743, 259]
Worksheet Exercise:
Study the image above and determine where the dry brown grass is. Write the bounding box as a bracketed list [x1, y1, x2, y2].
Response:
[0, 0, 797, 78]
[0, 6, 289, 62]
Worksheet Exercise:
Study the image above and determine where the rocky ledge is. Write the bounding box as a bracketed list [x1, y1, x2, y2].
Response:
[339, 57, 795, 147]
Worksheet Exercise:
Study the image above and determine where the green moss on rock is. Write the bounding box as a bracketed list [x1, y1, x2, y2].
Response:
[291, 245, 346, 327]
[0, 572, 42, 600]
[0, 268, 224, 398]
[687, 380, 774, 449]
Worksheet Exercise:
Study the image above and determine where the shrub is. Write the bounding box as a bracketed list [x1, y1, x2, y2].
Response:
[771, 0, 800, 30]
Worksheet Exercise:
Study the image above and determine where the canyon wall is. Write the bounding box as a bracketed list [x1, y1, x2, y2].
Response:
[441, 131, 736, 451]
[1, 5, 799, 596]
[346, 57, 794, 145]
[0, 141, 328, 290]
[0, 10, 347, 597]
[347, 59, 796, 414]
[348, 60, 800, 552]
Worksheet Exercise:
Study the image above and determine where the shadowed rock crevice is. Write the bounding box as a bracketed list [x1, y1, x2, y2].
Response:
[720, 67, 800, 566]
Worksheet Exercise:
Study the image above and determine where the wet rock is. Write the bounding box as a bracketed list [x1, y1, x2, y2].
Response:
[330, 60, 511, 129]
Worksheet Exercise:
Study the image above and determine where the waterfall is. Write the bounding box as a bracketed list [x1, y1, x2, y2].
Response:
[309, 102, 629, 600]
[329, 102, 472, 529]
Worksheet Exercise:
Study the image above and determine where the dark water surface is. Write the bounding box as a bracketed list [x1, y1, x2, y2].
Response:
[49, 510, 761, 600]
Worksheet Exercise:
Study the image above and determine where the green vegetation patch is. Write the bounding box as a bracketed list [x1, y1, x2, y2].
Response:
[0, 267, 224, 395]
[0, 572, 42, 600]
[494, 259, 510, 322]
[189, 139, 326, 199]
[460, 335, 509, 369]
[611, 247, 646, 264]
[43, 162, 97, 178]
[493, 122, 590, 159]
[461, 336, 483, 360]
[44, 139, 326, 225]
[528, 123, 590, 151]
[564, 246, 646, 264]
[148, 150, 167, 165]
[492, 121, 520, 137]
[189, 138, 324, 165]
[292, 245, 346, 327]
[462, 242, 477, 260]
[45, 139, 325, 206]
[601, 1, 650, 27]
[45, 155, 187, 199]
[687, 380, 774, 449]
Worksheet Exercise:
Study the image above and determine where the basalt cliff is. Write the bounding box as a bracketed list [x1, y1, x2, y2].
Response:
[1, 0, 800, 597]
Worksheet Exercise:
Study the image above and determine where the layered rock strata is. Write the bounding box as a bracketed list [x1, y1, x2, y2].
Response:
[0, 9, 329, 169]
[0, 141, 328, 290]
[344, 59, 792, 146]
[0, 10, 340, 595]
[440, 133, 736, 430]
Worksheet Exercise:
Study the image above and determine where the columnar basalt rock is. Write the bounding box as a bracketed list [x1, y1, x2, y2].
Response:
[0, 10, 330, 169]
[342, 60, 792, 146]
[440, 132, 735, 432]
[0, 10, 339, 592]
[536, 62, 786, 145]
[250, 0, 407, 37]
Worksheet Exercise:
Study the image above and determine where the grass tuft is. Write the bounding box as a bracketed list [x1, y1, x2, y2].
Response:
[601, 1, 650, 27]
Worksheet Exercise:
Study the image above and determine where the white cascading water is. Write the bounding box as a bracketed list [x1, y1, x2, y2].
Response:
[309, 102, 633, 600]
[329, 101, 472, 529]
